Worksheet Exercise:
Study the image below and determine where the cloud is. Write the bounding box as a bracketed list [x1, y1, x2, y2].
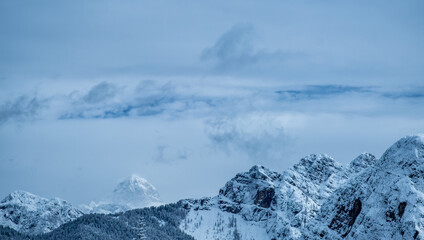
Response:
[275, 85, 373, 101]
[3, 80, 423, 124]
[382, 87, 424, 100]
[0, 96, 45, 123]
[60, 80, 182, 119]
[201, 23, 300, 72]
[206, 114, 291, 164]
[83, 82, 118, 104]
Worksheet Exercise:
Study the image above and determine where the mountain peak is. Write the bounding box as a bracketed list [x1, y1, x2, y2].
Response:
[348, 153, 377, 174]
[80, 175, 162, 214]
[247, 165, 280, 181]
[111, 174, 162, 209]
[293, 154, 342, 184]
[3, 190, 37, 202]
[120, 174, 158, 192]
[294, 154, 338, 168]
[377, 134, 424, 171]
[218, 165, 280, 207]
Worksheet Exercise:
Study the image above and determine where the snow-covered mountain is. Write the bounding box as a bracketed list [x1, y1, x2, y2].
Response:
[0, 190, 82, 235]
[180, 153, 377, 240]
[179, 135, 424, 240]
[2, 134, 423, 240]
[303, 134, 424, 239]
[81, 174, 162, 214]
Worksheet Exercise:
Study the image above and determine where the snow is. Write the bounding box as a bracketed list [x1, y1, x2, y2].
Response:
[80, 174, 162, 214]
[303, 134, 424, 239]
[180, 152, 377, 239]
[0, 190, 83, 235]
[181, 207, 269, 240]
[2, 134, 424, 239]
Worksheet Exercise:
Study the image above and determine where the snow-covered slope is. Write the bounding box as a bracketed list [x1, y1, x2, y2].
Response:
[0, 190, 83, 235]
[303, 134, 424, 240]
[180, 153, 376, 240]
[81, 174, 162, 214]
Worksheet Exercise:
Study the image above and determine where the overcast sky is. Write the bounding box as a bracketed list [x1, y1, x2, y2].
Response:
[1, 0, 423, 205]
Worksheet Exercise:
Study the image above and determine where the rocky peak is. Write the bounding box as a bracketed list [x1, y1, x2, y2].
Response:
[293, 154, 343, 184]
[0, 190, 82, 235]
[346, 153, 377, 176]
[376, 134, 424, 171]
[303, 134, 424, 240]
[247, 165, 281, 182]
[349, 153, 376, 170]
[218, 165, 281, 207]
[2, 190, 37, 204]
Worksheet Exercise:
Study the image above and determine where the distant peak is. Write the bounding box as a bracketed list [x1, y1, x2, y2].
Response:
[129, 174, 146, 182]
[111, 174, 161, 209]
[115, 174, 157, 192]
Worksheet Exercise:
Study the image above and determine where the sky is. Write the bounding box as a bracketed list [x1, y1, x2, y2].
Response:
[0, 0, 423, 205]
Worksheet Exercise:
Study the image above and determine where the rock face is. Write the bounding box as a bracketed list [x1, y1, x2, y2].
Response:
[303, 134, 424, 240]
[81, 174, 162, 214]
[180, 153, 377, 240]
[0, 190, 82, 235]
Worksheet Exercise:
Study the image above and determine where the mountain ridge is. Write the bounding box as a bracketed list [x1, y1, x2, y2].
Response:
[0, 190, 83, 235]
[1, 134, 423, 240]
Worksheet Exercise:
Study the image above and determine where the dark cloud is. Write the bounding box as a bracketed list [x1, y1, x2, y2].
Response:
[276, 85, 373, 100]
[0, 96, 45, 123]
[83, 82, 118, 104]
[60, 81, 181, 119]
[201, 24, 300, 72]
[382, 87, 424, 100]
[201, 24, 255, 68]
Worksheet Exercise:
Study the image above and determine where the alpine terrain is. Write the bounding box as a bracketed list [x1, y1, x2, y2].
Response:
[0, 134, 423, 240]
[0, 191, 83, 235]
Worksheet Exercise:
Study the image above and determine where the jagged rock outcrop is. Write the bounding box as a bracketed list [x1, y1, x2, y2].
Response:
[303, 134, 424, 240]
[0, 190, 82, 235]
[180, 153, 376, 239]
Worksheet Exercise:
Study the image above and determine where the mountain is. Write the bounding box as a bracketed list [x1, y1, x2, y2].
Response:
[303, 134, 424, 239]
[81, 174, 162, 214]
[0, 203, 196, 240]
[180, 153, 376, 240]
[2, 134, 423, 240]
[0, 190, 83, 235]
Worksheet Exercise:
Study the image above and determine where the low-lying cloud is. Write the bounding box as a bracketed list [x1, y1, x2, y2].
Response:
[0, 95, 46, 123]
[83, 82, 119, 104]
[206, 114, 291, 164]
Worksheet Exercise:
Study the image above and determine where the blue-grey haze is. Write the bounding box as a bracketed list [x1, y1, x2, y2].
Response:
[0, 0, 423, 205]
